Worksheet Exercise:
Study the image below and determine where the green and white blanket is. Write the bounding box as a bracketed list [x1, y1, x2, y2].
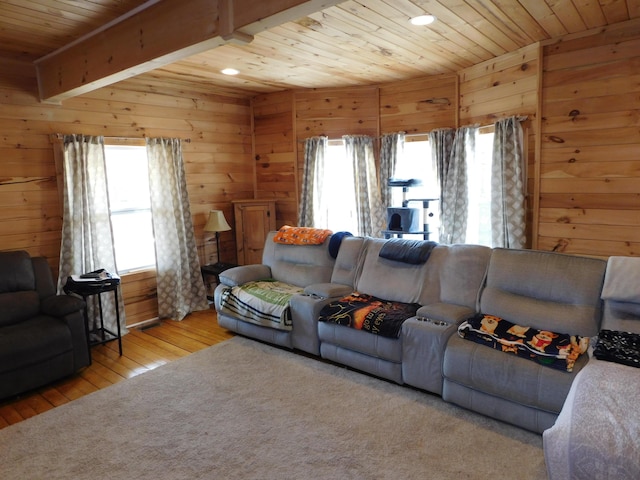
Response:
[219, 280, 303, 331]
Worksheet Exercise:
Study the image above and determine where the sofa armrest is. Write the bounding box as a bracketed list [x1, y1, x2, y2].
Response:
[219, 265, 272, 286]
[417, 302, 476, 325]
[41, 294, 86, 317]
[304, 283, 353, 299]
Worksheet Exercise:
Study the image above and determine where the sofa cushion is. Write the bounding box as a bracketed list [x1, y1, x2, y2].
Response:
[443, 334, 589, 414]
[0, 315, 73, 374]
[262, 232, 335, 288]
[330, 236, 365, 286]
[355, 239, 438, 304]
[480, 248, 606, 337]
[0, 291, 40, 327]
[318, 322, 403, 363]
[0, 250, 35, 294]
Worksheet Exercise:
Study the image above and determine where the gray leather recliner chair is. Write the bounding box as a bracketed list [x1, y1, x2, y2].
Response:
[0, 250, 90, 399]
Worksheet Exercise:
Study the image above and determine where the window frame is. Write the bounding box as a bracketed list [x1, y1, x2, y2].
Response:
[103, 139, 156, 274]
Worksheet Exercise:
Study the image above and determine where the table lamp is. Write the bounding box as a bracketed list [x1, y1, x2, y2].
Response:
[204, 210, 231, 266]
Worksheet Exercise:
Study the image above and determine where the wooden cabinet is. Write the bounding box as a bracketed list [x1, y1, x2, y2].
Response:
[232, 199, 276, 265]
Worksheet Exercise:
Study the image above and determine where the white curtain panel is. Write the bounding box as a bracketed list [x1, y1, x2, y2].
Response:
[491, 116, 527, 248]
[344, 135, 386, 237]
[58, 134, 126, 334]
[146, 137, 208, 321]
[431, 127, 473, 244]
[379, 132, 405, 210]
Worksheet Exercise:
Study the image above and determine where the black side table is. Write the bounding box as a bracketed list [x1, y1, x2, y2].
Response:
[201, 262, 237, 300]
[63, 275, 123, 363]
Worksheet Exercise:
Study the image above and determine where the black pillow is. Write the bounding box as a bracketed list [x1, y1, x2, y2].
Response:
[379, 239, 437, 264]
[593, 329, 640, 368]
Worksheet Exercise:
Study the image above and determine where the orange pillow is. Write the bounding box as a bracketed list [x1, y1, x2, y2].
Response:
[273, 225, 332, 245]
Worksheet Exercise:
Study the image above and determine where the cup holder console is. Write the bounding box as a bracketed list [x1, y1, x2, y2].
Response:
[415, 316, 449, 327]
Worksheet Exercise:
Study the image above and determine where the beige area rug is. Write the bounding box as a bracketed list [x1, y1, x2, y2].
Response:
[1, 336, 547, 479]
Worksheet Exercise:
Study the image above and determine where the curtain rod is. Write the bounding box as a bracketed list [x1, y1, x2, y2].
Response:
[298, 132, 429, 144]
[52, 134, 191, 143]
[297, 115, 528, 144]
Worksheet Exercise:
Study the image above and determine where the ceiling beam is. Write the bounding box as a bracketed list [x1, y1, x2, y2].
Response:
[35, 0, 344, 103]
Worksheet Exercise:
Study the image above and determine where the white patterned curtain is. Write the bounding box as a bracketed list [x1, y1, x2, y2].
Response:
[58, 134, 127, 334]
[344, 135, 386, 237]
[379, 132, 405, 209]
[146, 138, 208, 321]
[431, 127, 469, 244]
[491, 116, 527, 248]
[298, 136, 327, 227]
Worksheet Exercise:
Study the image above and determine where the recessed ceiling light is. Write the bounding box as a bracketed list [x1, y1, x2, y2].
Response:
[221, 68, 239, 75]
[410, 14, 436, 26]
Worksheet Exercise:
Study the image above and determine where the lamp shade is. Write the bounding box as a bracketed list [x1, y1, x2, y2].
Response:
[204, 210, 231, 233]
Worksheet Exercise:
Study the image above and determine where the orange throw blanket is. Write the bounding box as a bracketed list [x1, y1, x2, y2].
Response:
[273, 225, 332, 245]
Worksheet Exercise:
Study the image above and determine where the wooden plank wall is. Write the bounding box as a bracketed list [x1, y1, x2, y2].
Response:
[538, 21, 640, 257]
[252, 90, 297, 227]
[0, 66, 253, 326]
[379, 74, 457, 133]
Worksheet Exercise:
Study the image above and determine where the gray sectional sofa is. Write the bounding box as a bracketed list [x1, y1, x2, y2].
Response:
[214, 231, 639, 477]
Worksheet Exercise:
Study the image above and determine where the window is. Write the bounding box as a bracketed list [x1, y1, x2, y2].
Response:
[318, 141, 359, 233]
[390, 138, 440, 241]
[465, 128, 494, 247]
[104, 145, 156, 273]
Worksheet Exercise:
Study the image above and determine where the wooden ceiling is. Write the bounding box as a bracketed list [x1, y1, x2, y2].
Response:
[2, 0, 639, 97]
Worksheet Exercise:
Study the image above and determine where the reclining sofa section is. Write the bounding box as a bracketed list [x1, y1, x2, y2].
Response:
[214, 232, 608, 434]
[442, 248, 606, 433]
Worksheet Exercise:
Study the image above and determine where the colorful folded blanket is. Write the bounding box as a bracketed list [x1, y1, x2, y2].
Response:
[219, 280, 303, 331]
[458, 314, 589, 372]
[319, 292, 420, 338]
[273, 225, 332, 245]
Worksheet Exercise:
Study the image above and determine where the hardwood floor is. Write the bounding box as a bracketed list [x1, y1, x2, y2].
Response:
[0, 307, 234, 430]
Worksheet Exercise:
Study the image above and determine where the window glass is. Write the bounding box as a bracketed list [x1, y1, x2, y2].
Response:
[390, 139, 440, 241]
[318, 142, 359, 234]
[104, 145, 156, 273]
[465, 129, 494, 247]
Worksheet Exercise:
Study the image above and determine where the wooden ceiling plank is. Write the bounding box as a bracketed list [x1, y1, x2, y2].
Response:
[570, 0, 608, 28]
[600, 0, 634, 24]
[257, 24, 424, 82]
[411, 0, 511, 56]
[546, 0, 589, 33]
[278, 14, 447, 77]
[34, 0, 345, 103]
[0, 2, 83, 30]
[517, 0, 568, 37]
[478, 0, 549, 43]
[9, 0, 144, 27]
[308, 6, 466, 73]
[348, 0, 489, 68]
[419, 0, 518, 52]
[165, 48, 359, 92]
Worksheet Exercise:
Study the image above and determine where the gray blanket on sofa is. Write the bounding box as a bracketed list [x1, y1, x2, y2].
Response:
[543, 359, 640, 480]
